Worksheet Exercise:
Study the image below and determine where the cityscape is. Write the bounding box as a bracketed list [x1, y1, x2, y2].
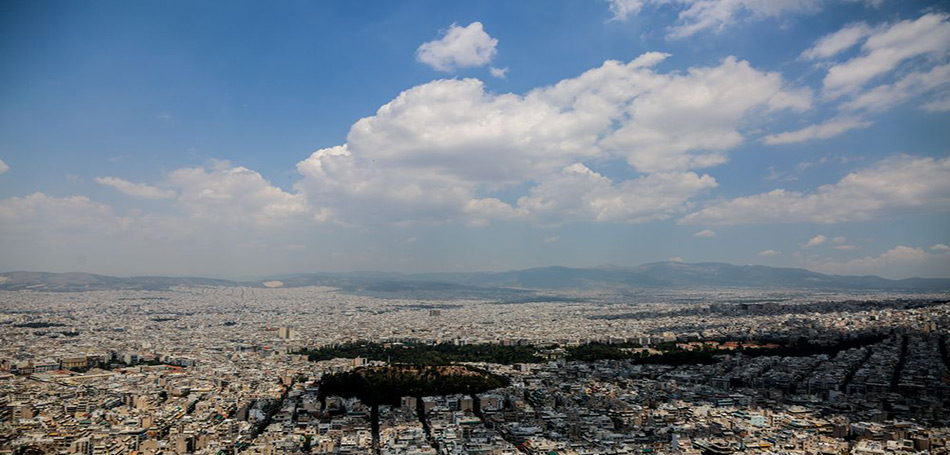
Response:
[1, 280, 948, 454]
[1, 1, 950, 454]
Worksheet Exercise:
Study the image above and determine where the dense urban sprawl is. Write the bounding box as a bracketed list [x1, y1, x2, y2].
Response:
[1, 286, 948, 455]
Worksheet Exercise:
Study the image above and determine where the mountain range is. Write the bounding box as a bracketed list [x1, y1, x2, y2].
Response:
[1, 262, 949, 292]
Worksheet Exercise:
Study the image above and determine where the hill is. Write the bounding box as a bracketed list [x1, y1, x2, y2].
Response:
[2, 262, 948, 292]
[0, 271, 233, 291]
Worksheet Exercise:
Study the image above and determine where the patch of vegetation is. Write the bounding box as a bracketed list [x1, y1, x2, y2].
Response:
[319, 365, 508, 407]
[738, 334, 888, 358]
[565, 343, 720, 365]
[297, 341, 542, 365]
[565, 334, 889, 364]
[14, 322, 66, 328]
[565, 343, 635, 362]
[320, 365, 507, 450]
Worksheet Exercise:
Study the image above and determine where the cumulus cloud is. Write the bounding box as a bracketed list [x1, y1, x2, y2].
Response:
[0, 158, 8, 174]
[681, 155, 950, 226]
[0, 193, 131, 235]
[515, 164, 717, 225]
[931, 244, 950, 252]
[168, 161, 308, 227]
[759, 249, 781, 256]
[762, 116, 871, 145]
[298, 52, 801, 226]
[416, 22, 498, 72]
[807, 245, 950, 278]
[803, 234, 827, 247]
[598, 56, 811, 172]
[694, 229, 715, 237]
[3, 53, 806, 236]
[0, 159, 336, 276]
[821, 13, 950, 97]
[9, 162, 312, 234]
[95, 176, 176, 200]
[0, 189, 326, 276]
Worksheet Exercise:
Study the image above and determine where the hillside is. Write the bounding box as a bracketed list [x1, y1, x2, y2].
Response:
[2, 262, 949, 292]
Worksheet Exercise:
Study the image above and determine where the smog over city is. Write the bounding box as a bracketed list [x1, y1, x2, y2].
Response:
[1, 1, 949, 455]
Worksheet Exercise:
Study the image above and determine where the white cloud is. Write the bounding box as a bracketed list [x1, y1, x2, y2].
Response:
[516, 164, 717, 225]
[831, 237, 860, 250]
[807, 245, 950, 278]
[0, 193, 130, 234]
[463, 198, 521, 227]
[95, 176, 176, 200]
[0, 46, 837, 273]
[667, 0, 821, 39]
[801, 22, 873, 60]
[762, 116, 871, 145]
[341, 75, 607, 182]
[855, 0, 884, 8]
[607, 0, 645, 21]
[759, 249, 781, 256]
[599, 56, 811, 172]
[416, 22, 498, 72]
[168, 161, 308, 227]
[0, 158, 8, 174]
[822, 13, 950, 97]
[921, 93, 950, 112]
[840, 63, 950, 112]
[490, 67, 509, 79]
[669, 256, 684, 262]
[0, 190, 327, 276]
[298, 53, 800, 226]
[804, 234, 827, 247]
[608, 0, 823, 38]
[681, 155, 950, 226]
[6, 162, 312, 239]
[931, 243, 950, 252]
[694, 229, 715, 237]
[543, 236, 560, 243]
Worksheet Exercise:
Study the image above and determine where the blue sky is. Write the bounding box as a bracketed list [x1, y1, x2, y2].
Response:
[1, 0, 948, 278]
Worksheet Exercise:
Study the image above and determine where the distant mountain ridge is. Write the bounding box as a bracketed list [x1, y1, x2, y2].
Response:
[0, 271, 234, 292]
[1, 262, 949, 292]
[401, 262, 950, 291]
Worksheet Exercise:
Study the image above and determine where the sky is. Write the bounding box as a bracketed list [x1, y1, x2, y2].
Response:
[0, 0, 949, 279]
